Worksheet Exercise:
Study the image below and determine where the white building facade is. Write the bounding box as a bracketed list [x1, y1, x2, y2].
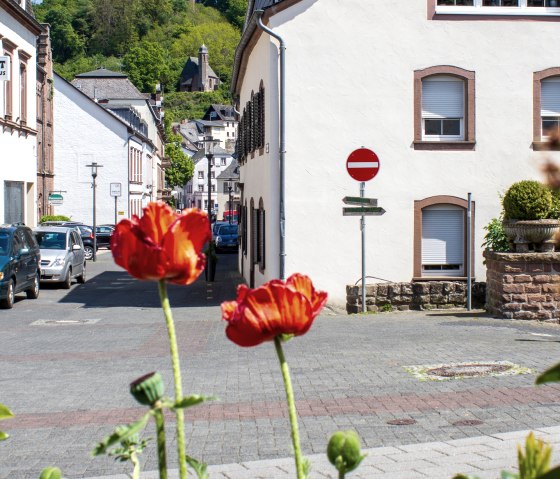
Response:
[0, 0, 41, 226]
[232, 0, 560, 306]
[53, 73, 155, 225]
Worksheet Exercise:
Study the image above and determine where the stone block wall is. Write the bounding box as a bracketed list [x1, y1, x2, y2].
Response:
[346, 281, 486, 314]
[484, 251, 560, 321]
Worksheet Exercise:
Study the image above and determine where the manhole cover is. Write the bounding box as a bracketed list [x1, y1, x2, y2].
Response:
[453, 419, 484, 426]
[403, 361, 534, 381]
[426, 363, 512, 378]
[387, 419, 417, 426]
[31, 318, 101, 326]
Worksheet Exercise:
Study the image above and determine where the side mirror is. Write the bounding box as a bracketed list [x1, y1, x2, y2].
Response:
[72, 244, 82, 251]
[19, 248, 29, 256]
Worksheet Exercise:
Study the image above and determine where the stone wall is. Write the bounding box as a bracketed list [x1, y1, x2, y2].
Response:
[484, 251, 560, 321]
[346, 281, 486, 314]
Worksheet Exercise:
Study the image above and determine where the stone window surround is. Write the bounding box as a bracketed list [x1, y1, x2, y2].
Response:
[428, 0, 560, 19]
[413, 195, 476, 279]
[2, 38, 17, 121]
[414, 66, 476, 151]
[533, 67, 560, 149]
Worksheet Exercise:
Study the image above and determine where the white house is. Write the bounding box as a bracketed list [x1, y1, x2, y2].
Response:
[232, 0, 560, 306]
[0, 0, 41, 226]
[71, 68, 166, 204]
[182, 146, 234, 218]
[53, 73, 156, 224]
[202, 104, 238, 153]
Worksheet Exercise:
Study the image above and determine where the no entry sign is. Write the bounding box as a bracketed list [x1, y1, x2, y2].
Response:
[346, 148, 380, 182]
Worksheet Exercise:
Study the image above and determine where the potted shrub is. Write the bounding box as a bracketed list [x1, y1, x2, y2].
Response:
[502, 180, 560, 252]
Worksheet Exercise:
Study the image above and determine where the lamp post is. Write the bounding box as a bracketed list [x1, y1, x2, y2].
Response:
[85, 162, 103, 262]
[203, 135, 220, 222]
[228, 184, 233, 224]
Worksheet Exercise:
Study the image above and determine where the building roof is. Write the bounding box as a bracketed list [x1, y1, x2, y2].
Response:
[217, 158, 239, 180]
[71, 68, 146, 100]
[179, 57, 219, 84]
[203, 104, 237, 122]
[191, 145, 230, 164]
[196, 119, 225, 128]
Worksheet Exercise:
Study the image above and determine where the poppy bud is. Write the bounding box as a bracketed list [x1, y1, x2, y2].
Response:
[130, 372, 164, 406]
[327, 430, 366, 474]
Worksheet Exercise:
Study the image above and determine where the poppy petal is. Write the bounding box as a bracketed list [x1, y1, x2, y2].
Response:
[139, 201, 178, 245]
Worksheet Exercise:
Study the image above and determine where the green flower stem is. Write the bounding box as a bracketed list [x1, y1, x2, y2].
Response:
[158, 280, 188, 479]
[339, 470, 345, 479]
[154, 407, 168, 479]
[130, 449, 140, 479]
[274, 336, 304, 479]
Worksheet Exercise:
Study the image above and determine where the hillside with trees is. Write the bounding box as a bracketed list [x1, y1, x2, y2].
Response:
[33, 0, 247, 123]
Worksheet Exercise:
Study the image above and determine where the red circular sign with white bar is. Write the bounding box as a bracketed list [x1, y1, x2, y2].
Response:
[346, 148, 380, 182]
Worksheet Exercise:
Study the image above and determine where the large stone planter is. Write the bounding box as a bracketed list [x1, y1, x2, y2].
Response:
[502, 219, 560, 252]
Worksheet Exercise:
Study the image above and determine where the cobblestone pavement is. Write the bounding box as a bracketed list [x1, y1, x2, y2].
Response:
[2, 251, 560, 478]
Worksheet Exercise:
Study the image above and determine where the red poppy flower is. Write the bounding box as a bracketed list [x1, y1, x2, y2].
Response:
[111, 201, 211, 285]
[222, 274, 328, 347]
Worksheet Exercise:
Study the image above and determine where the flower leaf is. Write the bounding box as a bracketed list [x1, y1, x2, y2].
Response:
[452, 475, 483, 479]
[185, 455, 209, 479]
[39, 467, 62, 479]
[0, 403, 14, 421]
[537, 465, 560, 479]
[92, 413, 151, 456]
[173, 395, 217, 409]
[500, 471, 519, 479]
[0, 431, 8, 441]
[536, 362, 560, 385]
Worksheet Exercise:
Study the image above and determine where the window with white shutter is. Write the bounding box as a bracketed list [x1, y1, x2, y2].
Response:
[422, 76, 464, 140]
[541, 78, 560, 137]
[422, 205, 464, 277]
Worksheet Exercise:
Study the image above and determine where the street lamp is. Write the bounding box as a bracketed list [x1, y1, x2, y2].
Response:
[203, 135, 220, 222]
[85, 162, 103, 262]
[228, 184, 233, 224]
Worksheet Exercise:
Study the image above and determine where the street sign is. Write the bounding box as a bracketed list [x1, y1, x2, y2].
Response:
[343, 196, 378, 206]
[346, 148, 380, 182]
[0, 56, 10, 81]
[110, 183, 122, 197]
[343, 207, 386, 216]
[48, 193, 63, 205]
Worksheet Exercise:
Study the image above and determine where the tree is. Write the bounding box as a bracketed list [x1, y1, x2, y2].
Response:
[123, 42, 170, 93]
[44, 7, 85, 62]
[165, 134, 195, 188]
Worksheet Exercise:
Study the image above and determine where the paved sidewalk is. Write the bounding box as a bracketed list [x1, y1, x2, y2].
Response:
[85, 426, 560, 479]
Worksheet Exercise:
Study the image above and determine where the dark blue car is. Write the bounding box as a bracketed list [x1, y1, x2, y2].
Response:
[214, 224, 238, 252]
[0, 224, 41, 309]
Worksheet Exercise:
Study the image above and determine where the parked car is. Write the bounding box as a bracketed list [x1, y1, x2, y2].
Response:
[95, 225, 114, 249]
[214, 223, 239, 252]
[212, 221, 227, 241]
[0, 224, 41, 309]
[33, 226, 86, 288]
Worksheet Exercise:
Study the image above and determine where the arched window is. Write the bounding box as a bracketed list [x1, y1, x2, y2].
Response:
[258, 198, 265, 272]
[414, 66, 475, 150]
[534, 68, 560, 146]
[414, 196, 475, 278]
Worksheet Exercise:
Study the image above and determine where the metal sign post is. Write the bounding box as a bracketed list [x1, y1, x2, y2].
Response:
[344, 148, 383, 313]
[110, 183, 122, 225]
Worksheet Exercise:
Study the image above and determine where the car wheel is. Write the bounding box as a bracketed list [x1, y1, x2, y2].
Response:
[63, 268, 72, 289]
[77, 263, 86, 284]
[84, 246, 94, 260]
[0, 279, 15, 309]
[26, 272, 40, 299]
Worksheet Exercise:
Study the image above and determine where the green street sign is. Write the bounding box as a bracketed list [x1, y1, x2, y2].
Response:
[48, 193, 63, 205]
[343, 196, 378, 206]
[342, 206, 385, 216]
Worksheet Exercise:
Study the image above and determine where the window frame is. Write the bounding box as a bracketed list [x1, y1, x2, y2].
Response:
[433, 0, 560, 15]
[533, 68, 560, 148]
[414, 66, 475, 150]
[413, 195, 475, 280]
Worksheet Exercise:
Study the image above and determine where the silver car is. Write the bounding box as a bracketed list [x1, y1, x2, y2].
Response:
[33, 227, 86, 288]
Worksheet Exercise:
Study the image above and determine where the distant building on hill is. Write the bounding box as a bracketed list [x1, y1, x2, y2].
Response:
[179, 45, 220, 92]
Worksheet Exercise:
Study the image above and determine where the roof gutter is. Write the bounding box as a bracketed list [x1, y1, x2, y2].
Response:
[255, 10, 286, 281]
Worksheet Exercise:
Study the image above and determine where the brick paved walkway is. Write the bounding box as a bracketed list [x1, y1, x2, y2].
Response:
[3, 252, 560, 478]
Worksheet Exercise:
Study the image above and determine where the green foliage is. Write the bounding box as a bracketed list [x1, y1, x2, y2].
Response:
[482, 217, 510, 252]
[164, 134, 195, 188]
[123, 41, 170, 93]
[37, 0, 242, 93]
[0, 403, 13, 441]
[164, 90, 231, 123]
[39, 215, 71, 223]
[503, 181, 552, 221]
[185, 455, 210, 479]
[549, 190, 560, 220]
[536, 360, 560, 385]
[92, 413, 151, 456]
[39, 467, 62, 479]
[517, 433, 553, 479]
[380, 304, 394, 312]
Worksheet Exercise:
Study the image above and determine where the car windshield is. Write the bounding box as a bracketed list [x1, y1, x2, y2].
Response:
[0, 232, 10, 256]
[218, 225, 237, 236]
[35, 232, 67, 250]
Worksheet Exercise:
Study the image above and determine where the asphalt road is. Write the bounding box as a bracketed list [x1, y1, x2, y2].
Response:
[2, 250, 560, 478]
